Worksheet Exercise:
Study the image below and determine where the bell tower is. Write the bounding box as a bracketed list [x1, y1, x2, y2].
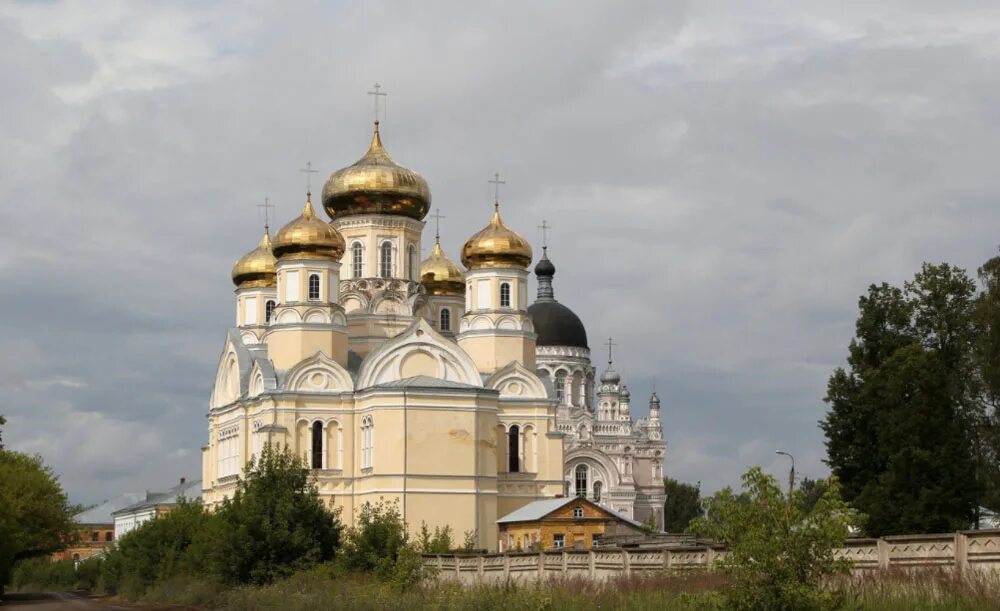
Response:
[457, 191, 536, 374]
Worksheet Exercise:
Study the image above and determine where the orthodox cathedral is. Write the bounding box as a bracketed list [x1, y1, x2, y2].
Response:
[203, 118, 666, 549]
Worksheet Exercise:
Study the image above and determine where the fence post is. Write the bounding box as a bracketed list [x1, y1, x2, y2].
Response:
[478, 555, 485, 578]
[538, 551, 545, 580]
[503, 553, 510, 580]
[663, 548, 673, 572]
[437, 555, 443, 573]
[561, 550, 568, 574]
[622, 549, 631, 576]
[589, 550, 596, 579]
[877, 538, 890, 570]
[955, 532, 969, 575]
[705, 546, 715, 570]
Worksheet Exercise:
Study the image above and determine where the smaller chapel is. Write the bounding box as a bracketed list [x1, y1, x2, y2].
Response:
[204, 117, 666, 549]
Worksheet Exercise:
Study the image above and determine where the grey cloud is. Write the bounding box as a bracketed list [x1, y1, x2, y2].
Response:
[2, 1, 1000, 503]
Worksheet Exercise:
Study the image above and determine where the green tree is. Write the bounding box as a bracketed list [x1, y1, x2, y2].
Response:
[0, 449, 76, 592]
[690, 467, 857, 611]
[417, 522, 454, 553]
[205, 444, 342, 585]
[796, 478, 830, 515]
[341, 500, 409, 577]
[0, 415, 6, 449]
[663, 477, 702, 532]
[99, 500, 211, 596]
[972, 254, 1000, 515]
[822, 263, 979, 535]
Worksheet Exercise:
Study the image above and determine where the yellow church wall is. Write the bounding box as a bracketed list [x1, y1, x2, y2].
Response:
[265, 328, 348, 370]
[458, 334, 537, 374]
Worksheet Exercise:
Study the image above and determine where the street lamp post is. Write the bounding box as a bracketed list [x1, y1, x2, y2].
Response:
[775, 450, 795, 498]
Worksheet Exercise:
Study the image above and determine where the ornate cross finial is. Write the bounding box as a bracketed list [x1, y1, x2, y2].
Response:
[538, 220, 552, 249]
[488, 172, 506, 205]
[299, 161, 318, 194]
[430, 208, 446, 243]
[258, 197, 275, 230]
[367, 82, 388, 124]
[605, 337, 617, 366]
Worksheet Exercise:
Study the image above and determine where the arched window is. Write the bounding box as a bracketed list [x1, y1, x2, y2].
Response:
[311, 421, 323, 469]
[555, 371, 567, 404]
[265, 300, 276, 323]
[352, 242, 364, 278]
[593, 481, 603, 502]
[361, 416, 374, 469]
[439, 307, 451, 332]
[499, 282, 511, 308]
[380, 242, 393, 279]
[308, 273, 321, 301]
[575, 464, 587, 497]
[507, 425, 520, 473]
[408, 244, 417, 281]
[105, 531, 113, 542]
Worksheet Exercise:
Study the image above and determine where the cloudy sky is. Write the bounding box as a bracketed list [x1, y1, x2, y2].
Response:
[3, 0, 1000, 505]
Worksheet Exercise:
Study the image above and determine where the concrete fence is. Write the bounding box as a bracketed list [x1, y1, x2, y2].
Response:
[424, 529, 1000, 583]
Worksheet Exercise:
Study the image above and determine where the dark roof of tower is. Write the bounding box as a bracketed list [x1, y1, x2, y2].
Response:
[528, 300, 588, 349]
[528, 246, 588, 349]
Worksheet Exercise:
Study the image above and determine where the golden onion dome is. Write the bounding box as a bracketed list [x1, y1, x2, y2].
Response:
[420, 239, 465, 296]
[321, 122, 431, 221]
[272, 194, 347, 261]
[231, 227, 277, 288]
[461, 203, 533, 270]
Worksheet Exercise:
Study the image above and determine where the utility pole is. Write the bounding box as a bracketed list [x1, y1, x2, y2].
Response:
[776, 450, 795, 498]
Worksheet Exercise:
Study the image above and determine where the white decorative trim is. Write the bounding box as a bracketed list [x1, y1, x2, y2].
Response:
[285, 352, 355, 393]
[355, 318, 483, 389]
[486, 361, 548, 399]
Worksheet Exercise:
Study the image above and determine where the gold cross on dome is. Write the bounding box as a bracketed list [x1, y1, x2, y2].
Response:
[258, 197, 275, 228]
[488, 172, 506, 203]
[367, 82, 388, 124]
[538, 220, 552, 248]
[299, 161, 318, 194]
[430, 208, 447, 242]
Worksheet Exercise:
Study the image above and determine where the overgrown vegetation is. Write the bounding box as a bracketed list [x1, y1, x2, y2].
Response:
[0, 416, 77, 594]
[663, 477, 703, 532]
[690, 466, 858, 611]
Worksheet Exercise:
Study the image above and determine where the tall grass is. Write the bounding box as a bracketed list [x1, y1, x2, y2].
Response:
[840, 569, 1000, 611]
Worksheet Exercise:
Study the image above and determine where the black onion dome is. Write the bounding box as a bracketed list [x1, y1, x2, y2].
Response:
[534, 253, 555, 277]
[529, 246, 588, 349]
[528, 301, 588, 349]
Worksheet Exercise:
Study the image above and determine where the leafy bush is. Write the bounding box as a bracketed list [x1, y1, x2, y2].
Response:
[340, 500, 409, 577]
[10, 557, 76, 592]
[416, 522, 454, 553]
[203, 444, 342, 585]
[99, 500, 212, 597]
[100, 444, 342, 598]
[690, 466, 859, 611]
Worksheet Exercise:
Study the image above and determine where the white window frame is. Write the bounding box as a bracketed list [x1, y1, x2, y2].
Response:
[553, 534, 565, 549]
[379, 241, 393, 279]
[499, 281, 512, 308]
[439, 307, 451, 332]
[352, 242, 364, 279]
[307, 273, 321, 301]
[361, 416, 374, 470]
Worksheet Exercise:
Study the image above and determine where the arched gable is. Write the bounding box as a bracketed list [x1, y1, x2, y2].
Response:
[564, 447, 621, 488]
[355, 318, 482, 389]
[486, 360, 548, 399]
[285, 352, 355, 393]
[210, 330, 254, 408]
[247, 358, 278, 397]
